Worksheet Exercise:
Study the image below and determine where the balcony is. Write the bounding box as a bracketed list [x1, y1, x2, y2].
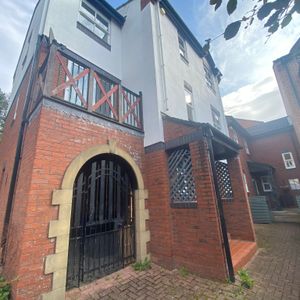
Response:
[32, 39, 143, 131]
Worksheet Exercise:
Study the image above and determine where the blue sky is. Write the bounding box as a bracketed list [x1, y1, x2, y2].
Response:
[0, 0, 299, 121]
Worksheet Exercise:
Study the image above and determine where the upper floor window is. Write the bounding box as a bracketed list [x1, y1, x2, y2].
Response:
[244, 139, 250, 155]
[78, 0, 110, 45]
[178, 34, 188, 62]
[282, 152, 296, 169]
[261, 176, 272, 192]
[204, 64, 216, 93]
[184, 83, 194, 121]
[211, 106, 221, 130]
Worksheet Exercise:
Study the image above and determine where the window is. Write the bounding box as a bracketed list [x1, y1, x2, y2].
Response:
[184, 83, 194, 121]
[243, 173, 249, 193]
[178, 34, 188, 62]
[204, 64, 215, 93]
[168, 147, 196, 208]
[261, 176, 272, 192]
[289, 179, 300, 190]
[244, 139, 250, 155]
[282, 152, 296, 169]
[78, 0, 110, 44]
[211, 106, 222, 130]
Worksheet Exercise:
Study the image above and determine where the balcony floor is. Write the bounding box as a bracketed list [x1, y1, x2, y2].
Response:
[229, 239, 257, 272]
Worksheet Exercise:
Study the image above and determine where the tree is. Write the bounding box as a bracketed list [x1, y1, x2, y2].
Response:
[209, 0, 300, 41]
[0, 89, 9, 139]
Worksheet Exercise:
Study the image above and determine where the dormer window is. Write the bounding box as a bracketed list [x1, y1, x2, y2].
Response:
[78, 0, 110, 45]
[178, 34, 188, 62]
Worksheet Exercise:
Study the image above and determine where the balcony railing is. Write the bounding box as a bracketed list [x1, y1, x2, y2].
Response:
[32, 41, 143, 131]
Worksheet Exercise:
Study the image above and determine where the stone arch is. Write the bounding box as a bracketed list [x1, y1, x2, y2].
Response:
[42, 141, 150, 300]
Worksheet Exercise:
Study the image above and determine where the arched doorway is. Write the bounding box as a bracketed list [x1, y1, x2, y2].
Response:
[66, 154, 137, 289]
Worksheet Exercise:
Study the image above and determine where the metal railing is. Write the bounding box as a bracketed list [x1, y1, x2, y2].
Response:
[32, 42, 143, 131]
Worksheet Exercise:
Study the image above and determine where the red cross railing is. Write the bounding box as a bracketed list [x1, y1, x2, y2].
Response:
[37, 42, 143, 131]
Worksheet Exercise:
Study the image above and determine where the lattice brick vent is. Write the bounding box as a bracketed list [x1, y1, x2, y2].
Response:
[168, 147, 196, 205]
[215, 161, 233, 201]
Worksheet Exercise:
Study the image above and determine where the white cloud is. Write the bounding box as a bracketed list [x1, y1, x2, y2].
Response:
[193, 1, 300, 121]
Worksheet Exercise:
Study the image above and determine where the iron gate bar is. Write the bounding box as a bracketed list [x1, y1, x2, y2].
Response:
[67, 155, 136, 289]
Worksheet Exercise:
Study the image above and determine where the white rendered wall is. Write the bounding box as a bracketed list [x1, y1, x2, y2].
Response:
[10, 0, 47, 102]
[43, 0, 123, 80]
[158, 10, 228, 136]
[119, 0, 164, 146]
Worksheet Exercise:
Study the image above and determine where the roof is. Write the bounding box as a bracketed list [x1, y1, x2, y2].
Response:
[226, 116, 251, 138]
[234, 118, 263, 129]
[290, 38, 300, 54]
[247, 117, 292, 137]
[162, 114, 241, 154]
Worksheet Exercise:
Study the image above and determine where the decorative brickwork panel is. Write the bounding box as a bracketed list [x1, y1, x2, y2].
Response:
[215, 161, 233, 201]
[168, 147, 196, 207]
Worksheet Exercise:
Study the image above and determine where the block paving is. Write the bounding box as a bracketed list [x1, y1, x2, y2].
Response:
[67, 223, 300, 300]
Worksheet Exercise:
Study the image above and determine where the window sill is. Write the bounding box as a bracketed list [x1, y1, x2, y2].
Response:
[77, 22, 111, 51]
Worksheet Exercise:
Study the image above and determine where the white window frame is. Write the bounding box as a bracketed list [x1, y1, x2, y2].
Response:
[211, 106, 222, 130]
[178, 34, 188, 62]
[184, 83, 194, 121]
[261, 176, 272, 192]
[204, 63, 216, 93]
[78, 0, 111, 44]
[243, 173, 249, 193]
[289, 178, 300, 190]
[282, 152, 296, 169]
[231, 127, 239, 144]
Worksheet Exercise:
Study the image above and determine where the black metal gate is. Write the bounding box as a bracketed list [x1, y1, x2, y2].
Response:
[67, 154, 136, 289]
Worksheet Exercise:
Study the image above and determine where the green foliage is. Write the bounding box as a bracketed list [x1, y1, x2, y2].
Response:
[0, 277, 10, 300]
[237, 269, 254, 289]
[178, 266, 189, 277]
[132, 258, 151, 271]
[209, 0, 300, 40]
[0, 89, 9, 138]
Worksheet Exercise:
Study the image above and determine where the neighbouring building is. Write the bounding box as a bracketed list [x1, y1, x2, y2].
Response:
[274, 38, 300, 145]
[227, 116, 300, 209]
[0, 1, 256, 299]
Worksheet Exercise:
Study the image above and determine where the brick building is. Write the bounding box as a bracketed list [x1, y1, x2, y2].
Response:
[0, 1, 256, 299]
[227, 116, 300, 209]
[273, 38, 300, 146]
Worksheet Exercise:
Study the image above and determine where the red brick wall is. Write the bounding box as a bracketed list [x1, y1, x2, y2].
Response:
[0, 67, 31, 246]
[222, 157, 256, 242]
[250, 131, 300, 201]
[163, 118, 197, 142]
[2, 103, 145, 299]
[227, 126, 255, 196]
[145, 139, 228, 280]
[274, 57, 300, 146]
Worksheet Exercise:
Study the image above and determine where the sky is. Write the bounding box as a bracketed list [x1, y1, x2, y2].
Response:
[0, 0, 299, 122]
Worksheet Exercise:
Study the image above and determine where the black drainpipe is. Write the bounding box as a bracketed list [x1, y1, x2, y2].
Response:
[204, 125, 235, 282]
[1, 36, 43, 264]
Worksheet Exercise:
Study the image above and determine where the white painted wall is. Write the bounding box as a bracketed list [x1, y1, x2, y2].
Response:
[119, 0, 164, 146]
[11, 0, 47, 102]
[158, 9, 228, 136]
[43, 0, 123, 79]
